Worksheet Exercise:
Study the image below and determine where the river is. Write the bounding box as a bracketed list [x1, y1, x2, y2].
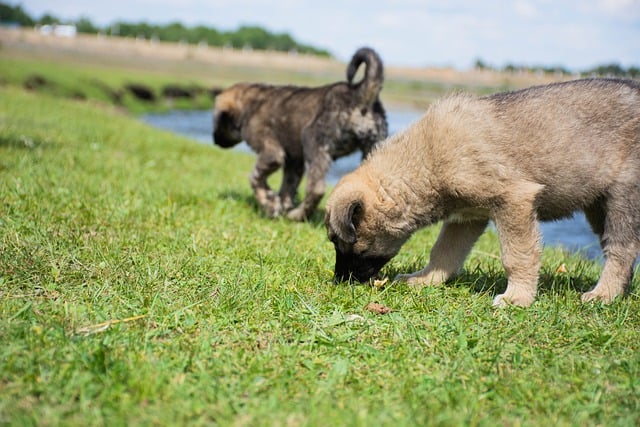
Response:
[141, 109, 603, 260]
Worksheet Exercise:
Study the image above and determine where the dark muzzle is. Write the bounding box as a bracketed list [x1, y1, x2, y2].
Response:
[333, 251, 390, 283]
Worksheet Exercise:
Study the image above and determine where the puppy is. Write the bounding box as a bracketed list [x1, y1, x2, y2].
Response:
[213, 47, 388, 221]
[325, 78, 640, 307]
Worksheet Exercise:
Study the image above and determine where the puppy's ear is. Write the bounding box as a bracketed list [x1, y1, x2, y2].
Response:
[214, 106, 237, 124]
[331, 199, 363, 244]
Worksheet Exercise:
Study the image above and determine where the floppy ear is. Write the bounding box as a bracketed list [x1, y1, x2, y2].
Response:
[212, 87, 241, 130]
[214, 110, 234, 128]
[330, 199, 363, 244]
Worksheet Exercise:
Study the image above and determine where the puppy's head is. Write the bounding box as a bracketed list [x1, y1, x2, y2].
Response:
[212, 87, 243, 148]
[324, 174, 408, 283]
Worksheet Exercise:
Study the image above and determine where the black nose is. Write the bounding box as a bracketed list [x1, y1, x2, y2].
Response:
[333, 252, 390, 283]
[334, 268, 376, 283]
[213, 129, 235, 148]
[334, 271, 365, 284]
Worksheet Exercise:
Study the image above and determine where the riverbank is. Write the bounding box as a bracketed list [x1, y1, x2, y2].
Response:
[1, 28, 570, 110]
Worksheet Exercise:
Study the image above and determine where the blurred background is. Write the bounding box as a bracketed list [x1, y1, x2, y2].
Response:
[2, 0, 639, 258]
[6, 0, 640, 72]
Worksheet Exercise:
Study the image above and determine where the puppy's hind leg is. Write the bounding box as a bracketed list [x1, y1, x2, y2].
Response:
[396, 219, 489, 287]
[250, 142, 285, 217]
[279, 158, 304, 212]
[582, 191, 640, 303]
[286, 143, 331, 221]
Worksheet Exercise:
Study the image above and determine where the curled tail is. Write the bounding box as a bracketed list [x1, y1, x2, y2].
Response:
[346, 47, 384, 105]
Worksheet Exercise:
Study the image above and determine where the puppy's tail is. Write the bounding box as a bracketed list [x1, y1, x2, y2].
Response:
[347, 47, 384, 105]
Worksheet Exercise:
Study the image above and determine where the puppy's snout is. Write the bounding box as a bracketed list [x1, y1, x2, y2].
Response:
[333, 270, 363, 284]
[333, 251, 391, 284]
[333, 271, 378, 284]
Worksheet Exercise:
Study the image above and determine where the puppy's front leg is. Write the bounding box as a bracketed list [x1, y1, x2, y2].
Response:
[491, 190, 542, 307]
[396, 219, 488, 287]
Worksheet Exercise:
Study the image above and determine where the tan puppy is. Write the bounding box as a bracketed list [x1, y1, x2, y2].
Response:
[325, 78, 640, 307]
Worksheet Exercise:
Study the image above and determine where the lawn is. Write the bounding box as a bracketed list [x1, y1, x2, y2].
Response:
[1, 83, 639, 425]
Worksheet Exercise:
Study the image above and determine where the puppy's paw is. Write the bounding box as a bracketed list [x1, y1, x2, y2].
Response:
[256, 191, 285, 217]
[285, 206, 307, 222]
[492, 292, 535, 308]
[264, 202, 284, 218]
[581, 290, 618, 304]
[394, 270, 447, 288]
[393, 274, 425, 289]
[280, 197, 295, 212]
[492, 294, 511, 307]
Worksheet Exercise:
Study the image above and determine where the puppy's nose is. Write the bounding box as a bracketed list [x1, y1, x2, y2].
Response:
[334, 270, 371, 284]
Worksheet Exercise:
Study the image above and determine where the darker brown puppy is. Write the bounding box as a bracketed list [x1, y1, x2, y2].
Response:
[325, 78, 640, 307]
[213, 47, 388, 221]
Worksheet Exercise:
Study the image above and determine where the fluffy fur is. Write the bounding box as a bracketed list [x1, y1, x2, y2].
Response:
[325, 78, 640, 307]
[213, 47, 388, 220]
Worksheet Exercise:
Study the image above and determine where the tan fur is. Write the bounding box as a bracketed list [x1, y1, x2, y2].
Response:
[325, 78, 640, 307]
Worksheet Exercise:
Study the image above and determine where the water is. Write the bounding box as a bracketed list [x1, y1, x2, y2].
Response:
[141, 109, 602, 260]
[141, 109, 424, 184]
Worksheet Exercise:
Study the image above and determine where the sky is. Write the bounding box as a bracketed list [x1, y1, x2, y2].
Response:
[18, 0, 640, 71]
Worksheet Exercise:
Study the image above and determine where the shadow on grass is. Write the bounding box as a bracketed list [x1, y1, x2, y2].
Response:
[218, 189, 259, 210]
[0, 135, 48, 150]
[456, 269, 597, 298]
[217, 189, 326, 225]
[383, 262, 599, 299]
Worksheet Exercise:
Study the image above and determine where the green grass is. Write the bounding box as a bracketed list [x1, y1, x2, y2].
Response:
[2, 85, 640, 427]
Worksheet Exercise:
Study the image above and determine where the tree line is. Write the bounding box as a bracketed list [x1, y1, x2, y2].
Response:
[473, 58, 639, 79]
[0, 2, 332, 56]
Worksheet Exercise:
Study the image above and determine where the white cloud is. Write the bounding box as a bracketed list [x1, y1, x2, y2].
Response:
[598, 0, 640, 20]
[514, 0, 539, 18]
[600, 0, 637, 12]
